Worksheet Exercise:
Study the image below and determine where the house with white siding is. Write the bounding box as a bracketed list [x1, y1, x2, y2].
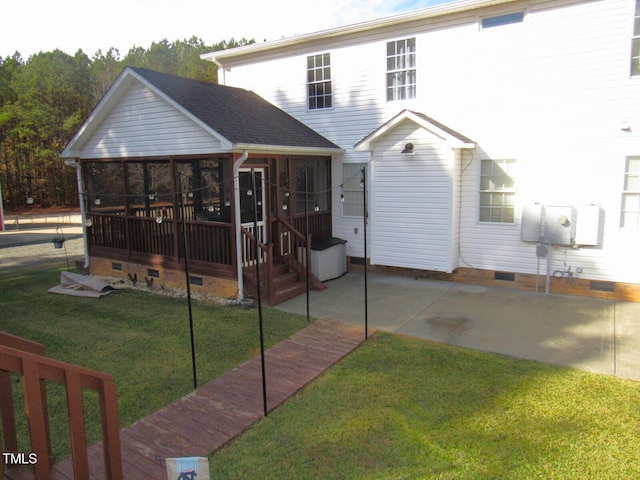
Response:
[201, 0, 640, 301]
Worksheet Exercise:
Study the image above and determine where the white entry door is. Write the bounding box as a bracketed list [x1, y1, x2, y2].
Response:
[239, 168, 267, 264]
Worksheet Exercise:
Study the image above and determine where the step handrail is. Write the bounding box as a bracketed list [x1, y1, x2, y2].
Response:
[0, 340, 123, 480]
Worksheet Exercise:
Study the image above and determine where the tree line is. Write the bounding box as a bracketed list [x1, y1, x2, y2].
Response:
[0, 36, 253, 210]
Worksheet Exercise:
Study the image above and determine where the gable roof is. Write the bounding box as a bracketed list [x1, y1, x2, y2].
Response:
[354, 110, 476, 151]
[61, 67, 341, 158]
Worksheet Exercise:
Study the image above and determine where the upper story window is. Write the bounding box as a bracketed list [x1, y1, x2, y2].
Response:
[307, 53, 332, 110]
[386, 38, 416, 101]
[479, 159, 516, 223]
[632, 0, 640, 76]
[621, 156, 640, 228]
[481, 11, 525, 29]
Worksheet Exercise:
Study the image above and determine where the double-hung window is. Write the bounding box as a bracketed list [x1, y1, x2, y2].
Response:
[307, 53, 332, 110]
[621, 156, 640, 228]
[341, 163, 367, 217]
[632, 0, 640, 76]
[479, 159, 516, 223]
[386, 38, 416, 101]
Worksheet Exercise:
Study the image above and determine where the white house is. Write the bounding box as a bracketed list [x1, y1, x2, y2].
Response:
[202, 0, 640, 300]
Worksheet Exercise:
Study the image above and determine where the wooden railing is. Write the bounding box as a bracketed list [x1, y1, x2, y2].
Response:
[273, 217, 326, 292]
[272, 216, 310, 278]
[87, 213, 234, 267]
[240, 227, 274, 303]
[0, 333, 123, 480]
[291, 210, 332, 240]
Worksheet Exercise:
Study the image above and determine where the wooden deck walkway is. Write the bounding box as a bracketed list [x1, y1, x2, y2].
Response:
[50, 318, 369, 480]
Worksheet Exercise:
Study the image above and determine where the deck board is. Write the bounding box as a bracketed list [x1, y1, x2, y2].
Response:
[50, 318, 369, 479]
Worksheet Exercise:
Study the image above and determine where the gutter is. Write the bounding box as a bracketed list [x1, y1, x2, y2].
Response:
[233, 150, 249, 299]
[64, 158, 90, 270]
[201, 0, 516, 63]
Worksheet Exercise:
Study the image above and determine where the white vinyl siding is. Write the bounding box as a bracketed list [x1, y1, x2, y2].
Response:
[219, 0, 640, 284]
[371, 123, 455, 273]
[80, 83, 222, 159]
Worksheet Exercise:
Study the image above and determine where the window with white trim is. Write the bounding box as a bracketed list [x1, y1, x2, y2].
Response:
[341, 163, 367, 217]
[621, 156, 640, 228]
[386, 38, 416, 101]
[479, 159, 516, 223]
[307, 53, 332, 109]
[631, 0, 640, 76]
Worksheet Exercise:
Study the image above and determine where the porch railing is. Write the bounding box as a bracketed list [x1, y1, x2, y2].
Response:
[240, 226, 274, 303]
[272, 217, 326, 292]
[0, 332, 123, 480]
[87, 213, 234, 267]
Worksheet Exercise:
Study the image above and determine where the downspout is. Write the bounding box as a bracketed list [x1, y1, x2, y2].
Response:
[234, 150, 249, 299]
[64, 158, 90, 270]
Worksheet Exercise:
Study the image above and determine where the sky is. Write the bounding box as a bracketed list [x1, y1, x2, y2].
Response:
[1, 0, 453, 60]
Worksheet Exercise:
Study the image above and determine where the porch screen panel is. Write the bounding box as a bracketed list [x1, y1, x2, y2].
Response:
[85, 162, 125, 213]
[292, 158, 329, 214]
[127, 161, 172, 218]
[177, 159, 229, 222]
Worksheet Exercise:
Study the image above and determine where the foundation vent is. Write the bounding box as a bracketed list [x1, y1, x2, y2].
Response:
[111, 262, 122, 271]
[147, 269, 160, 278]
[189, 276, 204, 286]
[494, 272, 515, 282]
[589, 281, 616, 293]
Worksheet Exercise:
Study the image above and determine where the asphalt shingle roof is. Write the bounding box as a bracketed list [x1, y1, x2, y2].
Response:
[129, 67, 340, 150]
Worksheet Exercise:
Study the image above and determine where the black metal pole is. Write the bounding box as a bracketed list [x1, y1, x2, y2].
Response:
[251, 168, 268, 417]
[304, 168, 310, 324]
[362, 166, 368, 340]
[177, 172, 198, 390]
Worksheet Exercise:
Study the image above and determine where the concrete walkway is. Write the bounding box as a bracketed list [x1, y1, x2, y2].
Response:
[277, 272, 640, 382]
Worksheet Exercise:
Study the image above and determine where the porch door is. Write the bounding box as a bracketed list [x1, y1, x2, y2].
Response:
[239, 168, 267, 262]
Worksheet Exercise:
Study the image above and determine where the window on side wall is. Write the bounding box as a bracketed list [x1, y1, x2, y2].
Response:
[341, 163, 367, 217]
[386, 38, 416, 101]
[481, 11, 525, 29]
[621, 156, 640, 228]
[479, 159, 516, 223]
[307, 53, 332, 110]
[631, 0, 640, 76]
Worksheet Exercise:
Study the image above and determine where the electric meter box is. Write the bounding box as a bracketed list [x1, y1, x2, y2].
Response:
[543, 206, 575, 245]
[521, 204, 543, 242]
[574, 205, 602, 246]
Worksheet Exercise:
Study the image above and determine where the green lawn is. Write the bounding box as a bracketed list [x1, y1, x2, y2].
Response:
[209, 333, 640, 479]
[2, 265, 640, 479]
[0, 265, 308, 462]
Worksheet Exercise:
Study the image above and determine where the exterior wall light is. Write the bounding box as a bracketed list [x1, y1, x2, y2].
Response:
[401, 143, 414, 153]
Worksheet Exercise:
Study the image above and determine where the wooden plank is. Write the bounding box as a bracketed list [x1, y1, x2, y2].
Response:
[64, 370, 90, 479]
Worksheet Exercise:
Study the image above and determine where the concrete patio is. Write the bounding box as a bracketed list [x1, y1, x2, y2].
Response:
[277, 271, 640, 382]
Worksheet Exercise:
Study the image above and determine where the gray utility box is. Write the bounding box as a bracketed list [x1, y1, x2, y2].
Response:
[521, 204, 601, 246]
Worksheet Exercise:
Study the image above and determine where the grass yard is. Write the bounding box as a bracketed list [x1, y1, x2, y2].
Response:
[2, 264, 640, 479]
[209, 332, 640, 479]
[0, 265, 309, 462]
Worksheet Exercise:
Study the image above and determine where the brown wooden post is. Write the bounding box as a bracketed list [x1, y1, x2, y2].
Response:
[22, 358, 51, 480]
[65, 370, 90, 479]
[99, 379, 123, 480]
[0, 369, 18, 454]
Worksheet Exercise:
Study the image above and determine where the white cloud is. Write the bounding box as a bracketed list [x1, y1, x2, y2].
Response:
[2, 0, 446, 60]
